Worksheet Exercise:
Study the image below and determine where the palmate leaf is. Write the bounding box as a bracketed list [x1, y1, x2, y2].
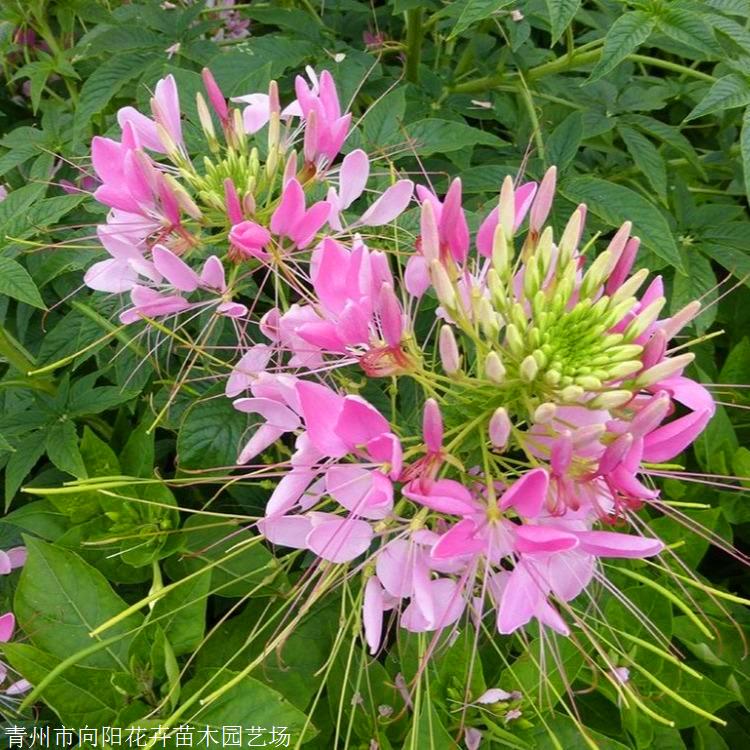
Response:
[588, 11, 656, 82]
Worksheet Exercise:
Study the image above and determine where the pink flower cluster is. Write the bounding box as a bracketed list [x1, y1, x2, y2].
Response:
[80, 68, 715, 652]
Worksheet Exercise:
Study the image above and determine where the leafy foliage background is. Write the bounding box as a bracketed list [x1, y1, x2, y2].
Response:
[0, 0, 749, 747]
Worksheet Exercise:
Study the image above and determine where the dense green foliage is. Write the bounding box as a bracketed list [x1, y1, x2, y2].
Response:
[0, 0, 749, 747]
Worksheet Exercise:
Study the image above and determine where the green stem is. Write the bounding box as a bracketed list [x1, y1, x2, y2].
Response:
[451, 46, 715, 95]
[405, 8, 424, 84]
[0, 325, 37, 375]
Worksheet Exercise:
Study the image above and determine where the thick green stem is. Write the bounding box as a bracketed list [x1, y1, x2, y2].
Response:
[405, 8, 424, 84]
[451, 47, 716, 95]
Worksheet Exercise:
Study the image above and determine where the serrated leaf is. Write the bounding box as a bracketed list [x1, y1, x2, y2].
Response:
[561, 176, 682, 270]
[671, 255, 717, 334]
[546, 0, 581, 44]
[656, 8, 717, 56]
[362, 87, 406, 148]
[0, 257, 45, 308]
[73, 52, 152, 137]
[618, 124, 668, 201]
[684, 74, 750, 121]
[177, 396, 248, 470]
[709, 13, 750, 53]
[448, 0, 515, 39]
[588, 12, 656, 82]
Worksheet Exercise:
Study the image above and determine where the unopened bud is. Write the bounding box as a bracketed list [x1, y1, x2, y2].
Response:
[580, 250, 614, 298]
[606, 360, 643, 379]
[635, 352, 695, 388]
[529, 166, 556, 234]
[599, 433, 633, 474]
[630, 391, 671, 437]
[439, 325, 461, 375]
[489, 407, 511, 449]
[536, 227, 554, 275]
[588, 390, 633, 410]
[605, 221, 632, 266]
[608, 268, 649, 308]
[558, 207, 583, 267]
[576, 375, 602, 390]
[430, 260, 456, 309]
[505, 324, 524, 355]
[201, 67, 229, 122]
[420, 200, 440, 263]
[533, 402, 557, 423]
[560, 384, 585, 402]
[492, 223, 510, 275]
[660, 300, 701, 340]
[477, 297, 499, 338]
[162, 174, 202, 220]
[196, 92, 218, 151]
[520, 355, 538, 381]
[499, 176, 515, 238]
[485, 351, 506, 383]
[487, 269, 507, 309]
[283, 150, 298, 186]
[623, 297, 666, 340]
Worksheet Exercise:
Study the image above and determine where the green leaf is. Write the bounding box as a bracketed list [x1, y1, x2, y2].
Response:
[561, 176, 682, 270]
[3, 643, 126, 726]
[546, 0, 581, 44]
[671, 254, 717, 334]
[404, 704, 458, 748]
[741, 105, 750, 205]
[619, 125, 667, 202]
[362, 87, 406, 148]
[45, 421, 87, 478]
[588, 11, 656, 82]
[73, 52, 153, 137]
[656, 8, 717, 56]
[448, 0, 515, 39]
[38, 309, 104, 366]
[184, 668, 314, 738]
[404, 119, 505, 156]
[546, 111, 583, 171]
[4, 431, 46, 508]
[120, 418, 155, 478]
[685, 74, 750, 122]
[177, 396, 249, 470]
[150, 570, 210, 657]
[14, 537, 144, 670]
[165, 515, 286, 598]
[0, 257, 45, 309]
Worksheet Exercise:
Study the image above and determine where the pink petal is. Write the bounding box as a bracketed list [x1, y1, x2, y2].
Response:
[496, 563, 543, 634]
[0, 613, 15, 642]
[232, 397, 300, 430]
[403, 479, 477, 515]
[225, 345, 272, 397]
[266, 470, 315, 517]
[431, 518, 485, 559]
[440, 178, 469, 263]
[270, 178, 305, 236]
[376, 539, 413, 598]
[313, 238, 351, 314]
[363, 577, 385, 654]
[153, 74, 182, 146]
[236, 423, 285, 464]
[339, 149, 369, 209]
[642, 409, 712, 462]
[296, 381, 348, 458]
[84, 259, 139, 293]
[152, 245, 199, 291]
[199, 256, 226, 291]
[335, 396, 390, 449]
[306, 516, 373, 563]
[259, 514, 312, 549]
[422, 399, 443, 453]
[499, 469, 549, 517]
[117, 107, 163, 152]
[325, 465, 392, 520]
[514, 525, 579, 554]
[378, 283, 403, 347]
[359, 180, 413, 226]
[575, 530, 663, 558]
[405, 255, 430, 298]
[6, 547, 25, 569]
[401, 578, 464, 632]
[658, 376, 715, 416]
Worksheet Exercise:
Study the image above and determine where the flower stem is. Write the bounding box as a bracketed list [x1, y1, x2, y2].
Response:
[405, 8, 424, 84]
